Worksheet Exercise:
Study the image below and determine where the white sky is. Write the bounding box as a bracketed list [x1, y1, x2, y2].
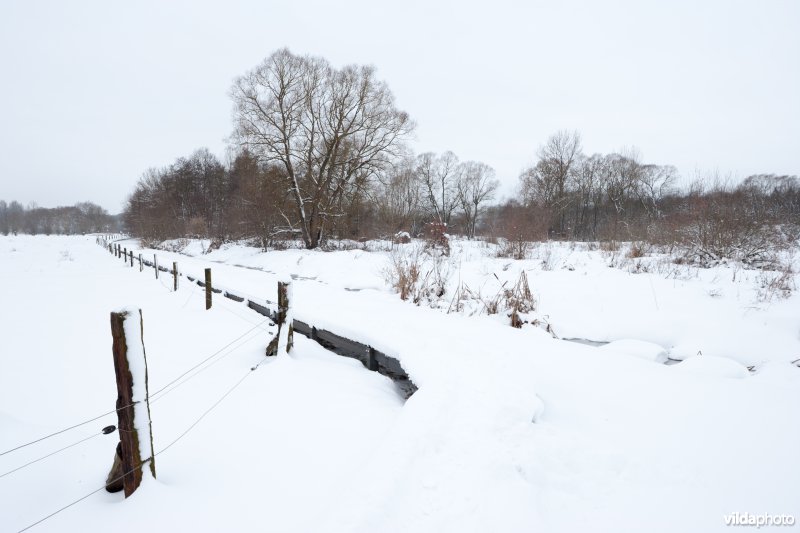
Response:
[1, 0, 798, 213]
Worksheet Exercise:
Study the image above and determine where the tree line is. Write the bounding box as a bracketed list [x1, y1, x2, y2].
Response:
[0, 200, 118, 236]
[123, 48, 799, 260]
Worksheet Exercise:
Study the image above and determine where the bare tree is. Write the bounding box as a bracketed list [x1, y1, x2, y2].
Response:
[636, 163, 677, 219]
[457, 161, 499, 238]
[230, 48, 413, 249]
[375, 157, 424, 235]
[0, 200, 8, 235]
[417, 151, 462, 225]
[605, 148, 641, 214]
[519, 130, 582, 236]
[569, 153, 605, 240]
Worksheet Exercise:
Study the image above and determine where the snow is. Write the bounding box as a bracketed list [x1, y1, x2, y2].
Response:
[1, 235, 799, 533]
[150, 238, 800, 366]
[673, 355, 751, 379]
[598, 339, 669, 363]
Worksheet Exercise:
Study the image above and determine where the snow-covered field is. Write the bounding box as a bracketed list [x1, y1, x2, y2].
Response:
[1, 235, 798, 532]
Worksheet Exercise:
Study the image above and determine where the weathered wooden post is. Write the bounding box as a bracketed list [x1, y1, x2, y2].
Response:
[205, 268, 212, 310]
[129, 250, 134, 268]
[154, 254, 159, 279]
[172, 262, 178, 291]
[139, 254, 143, 272]
[123, 247, 127, 263]
[267, 280, 293, 356]
[106, 308, 156, 497]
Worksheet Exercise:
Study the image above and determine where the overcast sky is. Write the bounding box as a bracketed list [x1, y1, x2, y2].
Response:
[1, 0, 798, 213]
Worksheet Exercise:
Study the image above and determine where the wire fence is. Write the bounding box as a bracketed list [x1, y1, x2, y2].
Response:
[13, 356, 270, 533]
[100, 236, 416, 395]
[3, 234, 418, 531]
[4, 309, 273, 532]
[0, 316, 272, 460]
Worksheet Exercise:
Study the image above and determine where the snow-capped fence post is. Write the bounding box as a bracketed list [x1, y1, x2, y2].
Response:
[172, 262, 178, 291]
[106, 308, 156, 497]
[205, 268, 212, 310]
[267, 280, 293, 356]
[154, 254, 159, 279]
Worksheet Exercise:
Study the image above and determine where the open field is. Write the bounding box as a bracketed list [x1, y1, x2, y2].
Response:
[1, 234, 798, 532]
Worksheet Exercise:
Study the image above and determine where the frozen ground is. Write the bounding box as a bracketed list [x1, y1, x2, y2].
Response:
[1, 235, 798, 532]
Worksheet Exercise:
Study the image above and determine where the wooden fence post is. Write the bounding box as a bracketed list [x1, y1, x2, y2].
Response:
[129, 250, 134, 268]
[154, 255, 159, 279]
[172, 262, 178, 291]
[205, 268, 212, 310]
[267, 280, 293, 356]
[123, 247, 127, 263]
[106, 308, 156, 497]
[139, 254, 143, 272]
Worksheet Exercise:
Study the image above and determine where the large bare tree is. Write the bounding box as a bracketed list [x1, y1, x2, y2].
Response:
[230, 48, 414, 249]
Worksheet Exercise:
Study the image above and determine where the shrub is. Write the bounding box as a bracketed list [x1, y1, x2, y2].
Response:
[385, 247, 422, 301]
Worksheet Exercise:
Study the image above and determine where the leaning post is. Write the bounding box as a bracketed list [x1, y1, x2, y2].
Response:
[106, 308, 156, 497]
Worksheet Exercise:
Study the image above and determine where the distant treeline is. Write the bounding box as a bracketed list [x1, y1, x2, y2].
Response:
[121, 49, 800, 265]
[0, 200, 119, 235]
[122, 141, 799, 263]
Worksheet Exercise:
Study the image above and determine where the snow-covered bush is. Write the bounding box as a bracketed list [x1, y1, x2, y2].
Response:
[756, 264, 796, 302]
[660, 184, 798, 268]
[384, 247, 423, 301]
[384, 244, 455, 306]
[497, 237, 529, 260]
